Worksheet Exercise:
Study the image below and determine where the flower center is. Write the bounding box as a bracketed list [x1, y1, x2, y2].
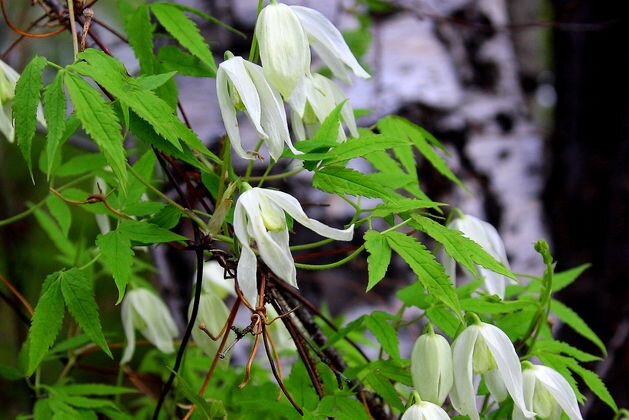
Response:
[0, 72, 14, 104]
[533, 382, 558, 419]
[258, 195, 286, 231]
[472, 336, 496, 374]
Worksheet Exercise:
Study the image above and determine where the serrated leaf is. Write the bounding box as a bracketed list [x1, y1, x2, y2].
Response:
[43, 72, 66, 179]
[64, 73, 127, 192]
[313, 166, 398, 200]
[55, 384, 136, 396]
[317, 395, 369, 420]
[118, 220, 187, 244]
[384, 231, 461, 313]
[370, 199, 444, 218]
[537, 353, 584, 403]
[426, 306, 460, 337]
[96, 230, 133, 303]
[309, 101, 344, 144]
[60, 268, 113, 358]
[460, 297, 537, 314]
[28, 274, 65, 375]
[364, 312, 399, 362]
[550, 299, 606, 355]
[364, 231, 391, 291]
[550, 264, 590, 293]
[57, 153, 108, 177]
[378, 116, 463, 187]
[32, 206, 75, 258]
[569, 362, 617, 412]
[125, 5, 155, 74]
[296, 132, 409, 164]
[136, 72, 177, 91]
[151, 3, 216, 72]
[13, 56, 47, 177]
[364, 372, 404, 410]
[396, 281, 432, 309]
[158, 46, 215, 77]
[532, 340, 601, 363]
[46, 194, 71, 237]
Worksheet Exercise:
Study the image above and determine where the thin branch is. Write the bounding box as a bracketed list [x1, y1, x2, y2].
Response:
[0, 273, 33, 316]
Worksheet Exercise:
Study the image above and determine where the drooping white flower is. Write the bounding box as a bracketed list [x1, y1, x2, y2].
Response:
[444, 214, 512, 299]
[216, 55, 301, 161]
[513, 363, 583, 420]
[120, 288, 179, 364]
[255, 2, 311, 98]
[411, 330, 453, 405]
[234, 186, 354, 307]
[289, 73, 358, 142]
[199, 260, 235, 300]
[450, 320, 535, 420]
[290, 5, 370, 84]
[189, 286, 234, 360]
[401, 399, 451, 420]
[0, 59, 46, 142]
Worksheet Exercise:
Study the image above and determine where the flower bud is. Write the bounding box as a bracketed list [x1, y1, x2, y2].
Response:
[411, 331, 453, 405]
[189, 289, 234, 360]
[255, 2, 311, 98]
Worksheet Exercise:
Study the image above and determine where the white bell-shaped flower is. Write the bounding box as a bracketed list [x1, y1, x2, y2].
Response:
[200, 260, 235, 300]
[411, 329, 453, 405]
[234, 186, 354, 307]
[0, 59, 46, 142]
[290, 5, 370, 84]
[289, 73, 358, 142]
[189, 286, 234, 360]
[444, 214, 512, 299]
[216, 54, 300, 161]
[402, 394, 451, 420]
[120, 288, 179, 364]
[450, 320, 535, 420]
[513, 363, 583, 420]
[255, 1, 310, 99]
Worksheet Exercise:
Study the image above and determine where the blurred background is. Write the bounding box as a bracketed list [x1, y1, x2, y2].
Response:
[0, 0, 627, 417]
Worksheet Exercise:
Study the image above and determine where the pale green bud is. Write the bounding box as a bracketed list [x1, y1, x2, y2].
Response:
[472, 335, 496, 374]
[411, 332, 453, 405]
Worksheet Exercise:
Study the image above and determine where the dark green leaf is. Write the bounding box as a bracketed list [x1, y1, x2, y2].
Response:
[60, 268, 113, 358]
[317, 395, 369, 420]
[125, 5, 155, 74]
[118, 219, 187, 244]
[57, 153, 107, 177]
[55, 384, 136, 396]
[96, 230, 134, 303]
[158, 46, 215, 77]
[364, 312, 399, 362]
[32, 206, 75, 258]
[364, 230, 391, 291]
[426, 307, 461, 337]
[43, 71, 66, 178]
[46, 194, 72, 237]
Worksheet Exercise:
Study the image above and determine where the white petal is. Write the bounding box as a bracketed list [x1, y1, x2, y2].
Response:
[451, 325, 481, 420]
[216, 65, 253, 160]
[485, 367, 508, 402]
[323, 77, 359, 138]
[534, 365, 583, 420]
[0, 103, 14, 142]
[200, 260, 235, 299]
[411, 333, 453, 405]
[479, 323, 534, 418]
[120, 295, 136, 364]
[135, 290, 178, 354]
[418, 401, 451, 420]
[237, 244, 259, 309]
[189, 291, 233, 358]
[261, 188, 354, 240]
[513, 368, 538, 420]
[290, 6, 370, 81]
[0, 60, 20, 84]
[290, 108, 307, 141]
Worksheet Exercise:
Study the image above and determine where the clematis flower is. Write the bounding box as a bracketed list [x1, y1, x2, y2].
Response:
[120, 288, 179, 364]
[443, 214, 512, 299]
[199, 260, 235, 299]
[513, 362, 583, 420]
[0, 59, 46, 142]
[216, 54, 301, 161]
[411, 329, 453, 405]
[255, 1, 311, 98]
[402, 393, 451, 420]
[450, 319, 534, 420]
[189, 286, 234, 360]
[233, 186, 354, 307]
[289, 73, 358, 142]
[290, 5, 370, 84]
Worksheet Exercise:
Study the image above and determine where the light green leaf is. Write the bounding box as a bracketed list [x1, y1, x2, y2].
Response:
[64, 73, 127, 192]
[426, 307, 460, 337]
[125, 5, 155, 74]
[364, 231, 391, 291]
[550, 299, 606, 355]
[60, 269, 113, 358]
[43, 71, 66, 179]
[384, 231, 461, 313]
[28, 273, 65, 375]
[569, 362, 618, 412]
[552, 263, 590, 293]
[13, 55, 47, 177]
[532, 340, 601, 363]
[136, 72, 177, 91]
[296, 132, 409, 164]
[46, 194, 71, 237]
[460, 298, 537, 314]
[150, 3, 216, 72]
[118, 220, 187, 244]
[370, 199, 444, 218]
[57, 153, 108, 177]
[32, 206, 75, 258]
[96, 230, 133, 304]
[364, 312, 400, 362]
[313, 166, 398, 200]
[157, 46, 215, 77]
[364, 372, 404, 410]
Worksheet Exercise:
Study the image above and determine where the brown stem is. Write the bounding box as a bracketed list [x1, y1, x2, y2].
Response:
[0, 273, 33, 316]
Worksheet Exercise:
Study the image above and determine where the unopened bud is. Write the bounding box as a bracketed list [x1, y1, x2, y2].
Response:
[410, 330, 453, 405]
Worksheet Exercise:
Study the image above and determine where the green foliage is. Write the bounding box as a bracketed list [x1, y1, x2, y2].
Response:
[97, 229, 134, 303]
[43, 71, 67, 178]
[550, 299, 606, 355]
[364, 230, 391, 291]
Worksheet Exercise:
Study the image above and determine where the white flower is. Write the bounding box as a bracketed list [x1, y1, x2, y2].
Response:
[513, 363, 583, 420]
[216, 55, 300, 161]
[0, 59, 46, 142]
[255, 2, 311, 98]
[199, 260, 235, 300]
[289, 73, 358, 142]
[411, 331, 453, 405]
[401, 400, 450, 420]
[290, 5, 370, 84]
[450, 321, 534, 420]
[444, 214, 512, 299]
[189, 287, 234, 359]
[234, 186, 354, 307]
[120, 288, 179, 364]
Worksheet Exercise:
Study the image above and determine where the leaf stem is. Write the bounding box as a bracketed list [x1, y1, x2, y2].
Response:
[244, 166, 304, 182]
[294, 244, 365, 270]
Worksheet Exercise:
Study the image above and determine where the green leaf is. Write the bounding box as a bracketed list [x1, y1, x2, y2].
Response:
[150, 3, 216, 72]
[460, 298, 537, 314]
[569, 362, 618, 413]
[550, 299, 606, 355]
[532, 340, 601, 363]
[309, 101, 345, 144]
[364, 372, 404, 410]
[412, 215, 515, 281]
[370, 199, 443, 218]
[396, 281, 432, 309]
[378, 116, 464, 187]
[118, 220, 187, 244]
[551, 263, 590, 293]
[297, 132, 409, 164]
[43, 71, 67, 179]
[57, 153, 108, 177]
[60, 268, 113, 358]
[136, 72, 177, 91]
[384, 231, 461, 313]
[313, 166, 398, 200]
[28, 273, 65, 375]
[46, 194, 72, 237]
[150, 205, 182, 229]
[364, 231, 391, 291]
[125, 5, 155, 74]
[96, 230, 134, 303]
[536, 353, 584, 403]
[364, 312, 400, 362]
[317, 395, 369, 420]
[158, 46, 215, 77]
[13, 56, 47, 177]
[426, 307, 461, 337]
[64, 73, 127, 191]
[32, 206, 76, 258]
[54, 384, 136, 396]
